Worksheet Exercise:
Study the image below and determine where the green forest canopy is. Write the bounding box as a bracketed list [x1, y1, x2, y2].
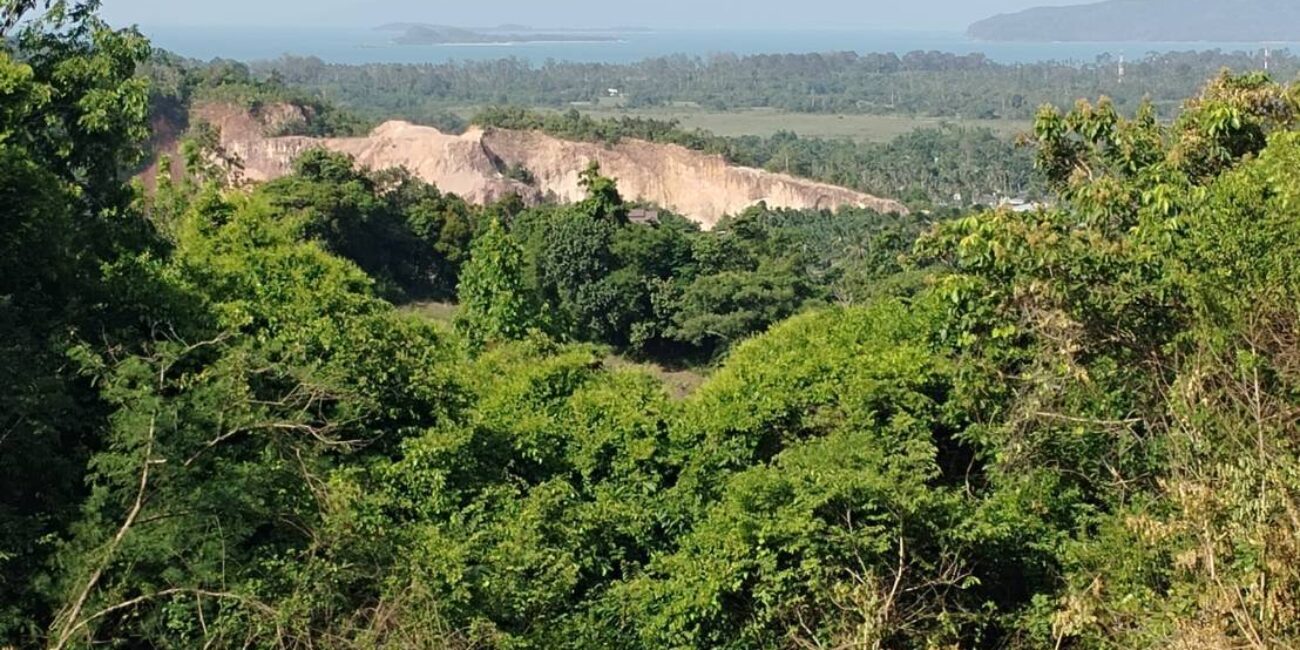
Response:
[251, 48, 1296, 120]
[6, 2, 1300, 649]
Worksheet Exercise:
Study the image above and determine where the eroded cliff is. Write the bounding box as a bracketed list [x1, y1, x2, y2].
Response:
[191, 103, 907, 228]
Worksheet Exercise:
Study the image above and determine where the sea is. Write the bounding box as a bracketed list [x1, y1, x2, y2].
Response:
[141, 25, 1296, 66]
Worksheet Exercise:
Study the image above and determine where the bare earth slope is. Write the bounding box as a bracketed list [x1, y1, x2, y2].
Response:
[480, 129, 908, 227]
[195, 103, 906, 228]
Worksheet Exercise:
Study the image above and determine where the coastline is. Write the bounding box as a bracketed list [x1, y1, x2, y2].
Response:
[138, 25, 1300, 67]
[416, 39, 626, 47]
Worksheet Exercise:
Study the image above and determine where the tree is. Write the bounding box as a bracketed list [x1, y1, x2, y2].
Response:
[456, 219, 544, 348]
[577, 161, 627, 222]
[664, 264, 816, 356]
[1, 1, 157, 641]
[916, 72, 1300, 649]
[257, 150, 483, 301]
[43, 188, 465, 648]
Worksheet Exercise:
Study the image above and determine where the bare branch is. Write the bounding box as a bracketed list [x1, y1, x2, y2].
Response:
[56, 588, 283, 648]
[52, 414, 157, 650]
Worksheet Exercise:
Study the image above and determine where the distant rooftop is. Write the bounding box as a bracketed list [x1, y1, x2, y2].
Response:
[628, 208, 660, 225]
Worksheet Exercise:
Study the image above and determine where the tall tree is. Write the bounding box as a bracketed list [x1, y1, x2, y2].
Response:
[456, 219, 543, 348]
[1, 0, 155, 641]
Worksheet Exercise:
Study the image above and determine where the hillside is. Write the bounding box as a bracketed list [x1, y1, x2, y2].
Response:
[969, 0, 1300, 42]
[189, 102, 906, 228]
[18, 2, 1300, 648]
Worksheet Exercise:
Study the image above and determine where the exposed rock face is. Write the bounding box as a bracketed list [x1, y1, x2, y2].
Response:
[193, 103, 907, 228]
[223, 121, 534, 204]
[479, 129, 907, 227]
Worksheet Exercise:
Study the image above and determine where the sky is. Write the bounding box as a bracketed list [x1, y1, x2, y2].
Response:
[99, 0, 1087, 31]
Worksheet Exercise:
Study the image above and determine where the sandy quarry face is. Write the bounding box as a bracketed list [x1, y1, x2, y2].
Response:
[478, 129, 908, 228]
[190, 103, 907, 229]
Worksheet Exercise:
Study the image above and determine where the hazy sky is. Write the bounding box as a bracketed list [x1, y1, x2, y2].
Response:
[100, 0, 1085, 31]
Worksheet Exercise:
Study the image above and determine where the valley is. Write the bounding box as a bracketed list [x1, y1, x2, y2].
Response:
[9, 2, 1300, 649]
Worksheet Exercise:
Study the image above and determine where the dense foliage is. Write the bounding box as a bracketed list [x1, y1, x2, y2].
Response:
[7, 3, 1300, 649]
[257, 49, 1296, 120]
[142, 51, 372, 140]
[251, 150, 485, 301]
[490, 169, 933, 361]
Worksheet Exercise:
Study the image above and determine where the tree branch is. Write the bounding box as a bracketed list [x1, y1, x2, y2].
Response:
[52, 414, 157, 650]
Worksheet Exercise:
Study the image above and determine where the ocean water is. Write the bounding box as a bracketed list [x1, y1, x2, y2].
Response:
[141, 25, 1295, 66]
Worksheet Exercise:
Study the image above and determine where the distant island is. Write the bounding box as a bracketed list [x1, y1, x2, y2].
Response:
[376, 23, 624, 45]
[969, 0, 1300, 42]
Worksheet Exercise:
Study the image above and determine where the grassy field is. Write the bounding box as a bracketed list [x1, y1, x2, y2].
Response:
[400, 300, 459, 325]
[451, 103, 1029, 143]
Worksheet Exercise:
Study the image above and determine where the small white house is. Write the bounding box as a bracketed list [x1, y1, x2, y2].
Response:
[1000, 198, 1045, 213]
